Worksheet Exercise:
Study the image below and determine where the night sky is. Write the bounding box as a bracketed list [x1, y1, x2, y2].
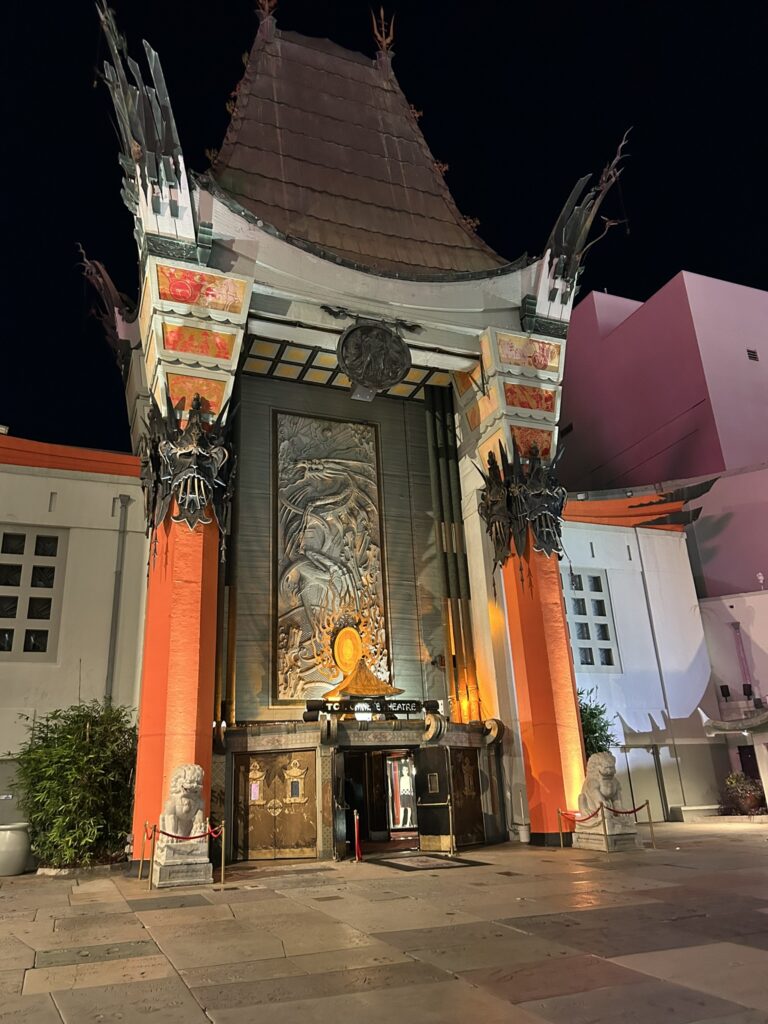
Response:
[3, 1, 765, 452]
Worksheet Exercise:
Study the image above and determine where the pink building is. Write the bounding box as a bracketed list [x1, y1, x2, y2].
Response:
[560, 271, 768, 492]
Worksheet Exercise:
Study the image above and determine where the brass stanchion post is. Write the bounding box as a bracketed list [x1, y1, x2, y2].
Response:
[645, 800, 657, 849]
[558, 809, 564, 849]
[600, 803, 610, 850]
[220, 820, 226, 890]
[137, 820, 148, 881]
[147, 824, 157, 891]
[447, 796, 456, 856]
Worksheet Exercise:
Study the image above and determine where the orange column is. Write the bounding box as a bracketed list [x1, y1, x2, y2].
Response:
[131, 508, 220, 847]
[502, 551, 585, 844]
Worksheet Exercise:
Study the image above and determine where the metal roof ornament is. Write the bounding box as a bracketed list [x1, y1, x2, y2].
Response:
[139, 392, 237, 559]
[546, 129, 631, 300]
[477, 440, 567, 583]
[371, 7, 395, 54]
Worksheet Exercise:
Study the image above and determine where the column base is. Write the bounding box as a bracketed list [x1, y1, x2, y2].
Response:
[530, 831, 572, 847]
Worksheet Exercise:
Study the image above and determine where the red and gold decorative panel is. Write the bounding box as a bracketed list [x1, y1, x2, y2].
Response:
[156, 265, 247, 315]
[504, 382, 557, 414]
[161, 323, 237, 361]
[166, 373, 226, 415]
[510, 425, 553, 459]
[497, 334, 561, 374]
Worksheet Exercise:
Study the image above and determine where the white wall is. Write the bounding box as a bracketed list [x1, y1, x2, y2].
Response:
[0, 464, 147, 758]
[700, 589, 768, 706]
[561, 521, 727, 812]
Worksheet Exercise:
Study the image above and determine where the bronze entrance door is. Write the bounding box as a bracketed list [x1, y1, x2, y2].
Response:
[233, 750, 317, 860]
[450, 747, 485, 847]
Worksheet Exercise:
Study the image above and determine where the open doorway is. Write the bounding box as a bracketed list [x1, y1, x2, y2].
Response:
[340, 748, 419, 856]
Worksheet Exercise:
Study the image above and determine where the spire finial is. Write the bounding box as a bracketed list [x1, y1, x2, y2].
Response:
[371, 7, 395, 55]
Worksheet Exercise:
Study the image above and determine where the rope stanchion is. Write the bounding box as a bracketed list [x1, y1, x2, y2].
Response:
[137, 820, 149, 882]
[558, 808, 563, 849]
[353, 809, 362, 862]
[600, 804, 609, 847]
[220, 819, 226, 891]
[645, 800, 657, 849]
[147, 824, 157, 892]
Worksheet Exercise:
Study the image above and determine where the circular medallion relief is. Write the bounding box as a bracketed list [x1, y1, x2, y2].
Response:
[337, 322, 411, 392]
[333, 626, 363, 676]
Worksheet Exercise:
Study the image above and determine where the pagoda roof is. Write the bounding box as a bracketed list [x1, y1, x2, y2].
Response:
[211, 19, 508, 278]
[322, 659, 404, 700]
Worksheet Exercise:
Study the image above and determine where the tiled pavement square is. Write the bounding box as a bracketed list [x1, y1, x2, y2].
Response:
[517, 977, 750, 1024]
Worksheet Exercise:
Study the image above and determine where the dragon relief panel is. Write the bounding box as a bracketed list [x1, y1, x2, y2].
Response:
[274, 413, 390, 702]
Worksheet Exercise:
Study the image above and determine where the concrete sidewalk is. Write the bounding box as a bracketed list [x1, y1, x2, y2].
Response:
[1, 823, 767, 1023]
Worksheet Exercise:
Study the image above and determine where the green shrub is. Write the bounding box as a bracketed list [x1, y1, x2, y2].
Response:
[15, 701, 137, 867]
[578, 688, 618, 759]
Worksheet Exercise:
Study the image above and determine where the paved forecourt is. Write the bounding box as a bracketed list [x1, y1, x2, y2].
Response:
[1, 822, 768, 1024]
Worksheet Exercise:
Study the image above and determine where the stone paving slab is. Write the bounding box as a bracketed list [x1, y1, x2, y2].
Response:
[0, 935, 35, 970]
[179, 956, 308, 988]
[271, 919, 377, 956]
[0, 992, 63, 1023]
[288, 940, 412, 973]
[126, 893, 211, 912]
[194, 959, 449, 1011]
[35, 900, 129, 920]
[461, 953, 650, 1003]
[374, 920, 518, 950]
[23, 954, 174, 994]
[148, 919, 286, 969]
[407, 933, 581, 973]
[205, 978, 541, 1024]
[0, 968, 25, 996]
[612, 941, 768, 1012]
[517, 977, 749, 1024]
[133, 902, 234, 928]
[51, 976, 211, 1023]
[35, 938, 158, 968]
[503, 908, 722, 958]
[24, 915, 146, 950]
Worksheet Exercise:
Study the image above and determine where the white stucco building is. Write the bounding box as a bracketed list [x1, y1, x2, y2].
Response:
[0, 434, 146, 824]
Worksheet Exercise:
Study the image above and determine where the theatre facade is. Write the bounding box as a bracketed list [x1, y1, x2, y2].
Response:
[98, 5, 641, 859]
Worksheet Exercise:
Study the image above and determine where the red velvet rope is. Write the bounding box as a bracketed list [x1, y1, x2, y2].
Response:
[148, 825, 223, 841]
[605, 804, 647, 816]
[559, 805, 604, 822]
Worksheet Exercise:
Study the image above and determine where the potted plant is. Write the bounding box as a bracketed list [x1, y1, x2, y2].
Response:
[722, 772, 765, 815]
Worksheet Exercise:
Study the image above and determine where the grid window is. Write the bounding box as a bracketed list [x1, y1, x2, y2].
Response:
[0, 526, 66, 661]
[1, 534, 25, 555]
[561, 566, 621, 673]
[34, 536, 59, 557]
[0, 565, 21, 587]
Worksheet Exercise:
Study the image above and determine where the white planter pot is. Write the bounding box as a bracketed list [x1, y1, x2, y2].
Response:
[0, 823, 31, 876]
[517, 824, 531, 844]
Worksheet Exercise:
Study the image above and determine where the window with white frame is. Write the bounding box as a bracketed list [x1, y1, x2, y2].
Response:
[0, 526, 67, 662]
[561, 567, 621, 672]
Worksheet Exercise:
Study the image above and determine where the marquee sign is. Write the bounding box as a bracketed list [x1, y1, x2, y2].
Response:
[304, 698, 441, 720]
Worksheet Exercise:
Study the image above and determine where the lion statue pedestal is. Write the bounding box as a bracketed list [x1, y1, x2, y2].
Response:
[152, 764, 213, 888]
[573, 752, 642, 853]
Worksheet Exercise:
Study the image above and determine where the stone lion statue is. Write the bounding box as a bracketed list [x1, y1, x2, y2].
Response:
[159, 763, 206, 840]
[577, 751, 635, 835]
